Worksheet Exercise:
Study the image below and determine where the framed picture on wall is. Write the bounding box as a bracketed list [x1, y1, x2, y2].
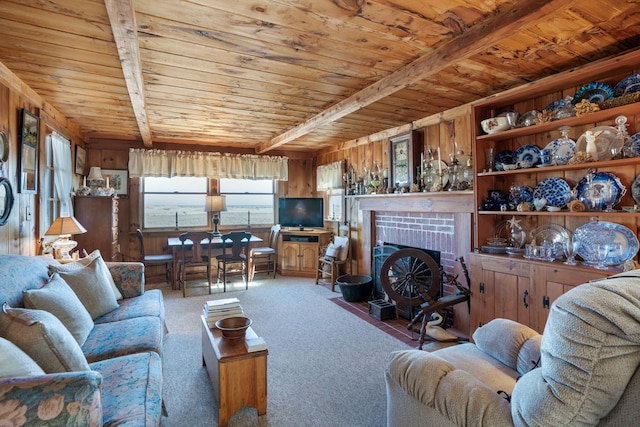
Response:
[102, 169, 128, 195]
[19, 109, 39, 194]
[75, 146, 86, 175]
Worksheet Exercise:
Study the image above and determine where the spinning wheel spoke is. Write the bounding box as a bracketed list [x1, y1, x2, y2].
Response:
[380, 248, 441, 307]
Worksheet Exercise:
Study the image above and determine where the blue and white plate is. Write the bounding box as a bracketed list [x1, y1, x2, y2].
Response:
[533, 177, 571, 208]
[544, 98, 568, 112]
[574, 172, 626, 211]
[515, 145, 541, 168]
[572, 82, 614, 104]
[576, 221, 639, 265]
[632, 174, 640, 206]
[495, 150, 515, 170]
[613, 73, 640, 97]
[544, 137, 575, 165]
[624, 132, 640, 157]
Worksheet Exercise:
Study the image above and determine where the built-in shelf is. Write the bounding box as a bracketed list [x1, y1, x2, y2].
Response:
[478, 210, 638, 216]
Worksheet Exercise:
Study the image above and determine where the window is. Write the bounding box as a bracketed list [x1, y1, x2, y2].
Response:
[219, 179, 274, 226]
[326, 189, 344, 221]
[143, 177, 208, 229]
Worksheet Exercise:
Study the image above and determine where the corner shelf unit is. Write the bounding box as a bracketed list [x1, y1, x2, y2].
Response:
[469, 47, 640, 335]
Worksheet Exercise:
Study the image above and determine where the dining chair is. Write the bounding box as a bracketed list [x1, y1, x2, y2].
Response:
[315, 235, 350, 292]
[249, 224, 280, 281]
[178, 231, 215, 297]
[216, 231, 252, 291]
[136, 229, 174, 287]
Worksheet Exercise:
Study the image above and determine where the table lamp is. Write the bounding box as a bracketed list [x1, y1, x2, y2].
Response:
[205, 195, 227, 237]
[45, 216, 87, 260]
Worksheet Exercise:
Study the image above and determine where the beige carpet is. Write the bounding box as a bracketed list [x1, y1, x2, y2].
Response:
[158, 275, 413, 427]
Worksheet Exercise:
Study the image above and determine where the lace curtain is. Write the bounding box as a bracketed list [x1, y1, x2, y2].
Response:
[50, 132, 73, 216]
[128, 149, 288, 180]
[316, 160, 344, 190]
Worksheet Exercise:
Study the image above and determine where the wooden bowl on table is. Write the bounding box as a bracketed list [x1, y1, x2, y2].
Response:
[215, 316, 252, 340]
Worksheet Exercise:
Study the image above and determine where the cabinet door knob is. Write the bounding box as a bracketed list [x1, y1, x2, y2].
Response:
[479, 282, 485, 293]
[542, 296, 550, 309]
[523, 290, 529, 308]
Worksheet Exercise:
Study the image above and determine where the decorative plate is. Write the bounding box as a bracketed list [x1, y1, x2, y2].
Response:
[572, 82, 614, 104]
[515, 145, 541, 168]
[425, 160, 449, 188]
[574, 172, 626, 211]
[531, 224, 572, 259]
[544, 98, 568, 112]
[494, 150, 515, 171]
[516, 110, 539, 128]
[544, 137, 575, 165]
[493, 218, 530, 248]
[632, 174, 640, 205]
[613, 73, 640, 97]
[0, 131, 8, 163]
[575, 221, 639, 265]
[575, 126, 619, 161]
[533, 177, 571, 208]
[624, 132, 640, 157]
[509, 185, 534, 205]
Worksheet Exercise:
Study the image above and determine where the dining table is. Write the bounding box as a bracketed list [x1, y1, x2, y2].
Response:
[167, 235, 263, 290]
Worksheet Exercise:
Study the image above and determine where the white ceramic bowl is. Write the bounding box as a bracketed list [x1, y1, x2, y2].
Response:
[481, 117, 510, 134]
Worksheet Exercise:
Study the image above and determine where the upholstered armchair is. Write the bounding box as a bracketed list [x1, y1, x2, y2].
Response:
[385, 271, 640, 427]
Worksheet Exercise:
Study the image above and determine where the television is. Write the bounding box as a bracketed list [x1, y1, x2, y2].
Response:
[278, 197, 324, 229]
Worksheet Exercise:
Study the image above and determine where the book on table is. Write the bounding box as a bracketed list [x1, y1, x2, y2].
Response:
[203, 297, 244, 327]
[244, 336, 267, 352]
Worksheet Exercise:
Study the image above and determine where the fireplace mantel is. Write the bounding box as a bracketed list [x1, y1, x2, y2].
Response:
[350, 191, 475, 276]
[351, 191, 474, 214]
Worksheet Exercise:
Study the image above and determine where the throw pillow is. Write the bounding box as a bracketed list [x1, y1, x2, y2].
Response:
[52, 249, 123, 300]
[0, 303, 90, 373]
[324, 243, 341, 261]
[23, 273, 95, 346]
[0, 337, 45, 378]
[50, 253, 120, 319]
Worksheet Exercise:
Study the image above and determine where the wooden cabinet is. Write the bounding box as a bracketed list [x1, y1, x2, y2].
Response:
[469, 254, 609, 336]
[470, 48, 640, 336]
[74, 196, 120, 261]
[278, 229, 331, 277]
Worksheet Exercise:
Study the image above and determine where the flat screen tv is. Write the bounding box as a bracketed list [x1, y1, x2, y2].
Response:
[278, 197, 324, 229]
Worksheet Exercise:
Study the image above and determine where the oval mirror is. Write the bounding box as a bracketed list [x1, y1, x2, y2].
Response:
[0, 177, 14, 226]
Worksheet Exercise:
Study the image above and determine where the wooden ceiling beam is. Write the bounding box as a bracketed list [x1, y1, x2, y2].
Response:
[105, 0, 152, 147]
[258, 0, 578, 153]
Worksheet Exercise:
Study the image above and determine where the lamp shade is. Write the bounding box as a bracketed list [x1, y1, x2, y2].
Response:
[205, 195, 227, 212]
[45, 216, 87, 236]
[87, 167, 103, 181]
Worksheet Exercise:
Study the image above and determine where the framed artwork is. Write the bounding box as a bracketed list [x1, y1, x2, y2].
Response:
[19, 109, 39, 194]
[75, 145, 86, 175]
[102, 169, 128, 195]
[388, 130, 421, 189]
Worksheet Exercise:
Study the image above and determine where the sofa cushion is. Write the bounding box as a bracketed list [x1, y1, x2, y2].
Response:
[90, 352, 163, 427]
[94, 288, 165, 325]
[0, 255, 57, 308]
[0, 337, 45, 378]
[22, 273, 94, 345]
[60, 249, 124, 300]
[512, 275, 640, 426]
[0, 304, 90, 373]
[50, 254, 120, 319]
[82, 316, 164, 363]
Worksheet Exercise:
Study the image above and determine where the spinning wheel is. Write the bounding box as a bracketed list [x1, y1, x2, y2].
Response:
[380, 248, 441, 307]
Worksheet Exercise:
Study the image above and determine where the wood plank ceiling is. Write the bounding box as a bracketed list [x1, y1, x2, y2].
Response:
[0, 0, 639, 154]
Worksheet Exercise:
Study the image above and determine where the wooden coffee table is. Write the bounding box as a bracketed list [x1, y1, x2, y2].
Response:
[201, 316, 268, 427]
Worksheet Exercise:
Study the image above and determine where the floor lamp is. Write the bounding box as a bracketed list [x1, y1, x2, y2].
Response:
[206, 195, 227, 237]
[45, 216, 87, 260]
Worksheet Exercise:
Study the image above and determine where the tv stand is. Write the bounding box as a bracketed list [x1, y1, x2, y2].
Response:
[278, 229, 331, 277]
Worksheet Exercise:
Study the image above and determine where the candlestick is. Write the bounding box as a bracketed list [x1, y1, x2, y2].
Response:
[105, 176, 109, 188]
[175, 212, 178, 229]
[83, 176, 87, 187]
[437, 147, 442, 174]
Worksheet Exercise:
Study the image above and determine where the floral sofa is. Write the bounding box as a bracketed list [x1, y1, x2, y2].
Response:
[385, 271, 640, 427]
[0, 253, 165, 426]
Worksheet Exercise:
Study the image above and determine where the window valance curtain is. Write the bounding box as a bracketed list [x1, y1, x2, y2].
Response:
[128, 149, 288, 180]
[316, 160, 344, 190]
